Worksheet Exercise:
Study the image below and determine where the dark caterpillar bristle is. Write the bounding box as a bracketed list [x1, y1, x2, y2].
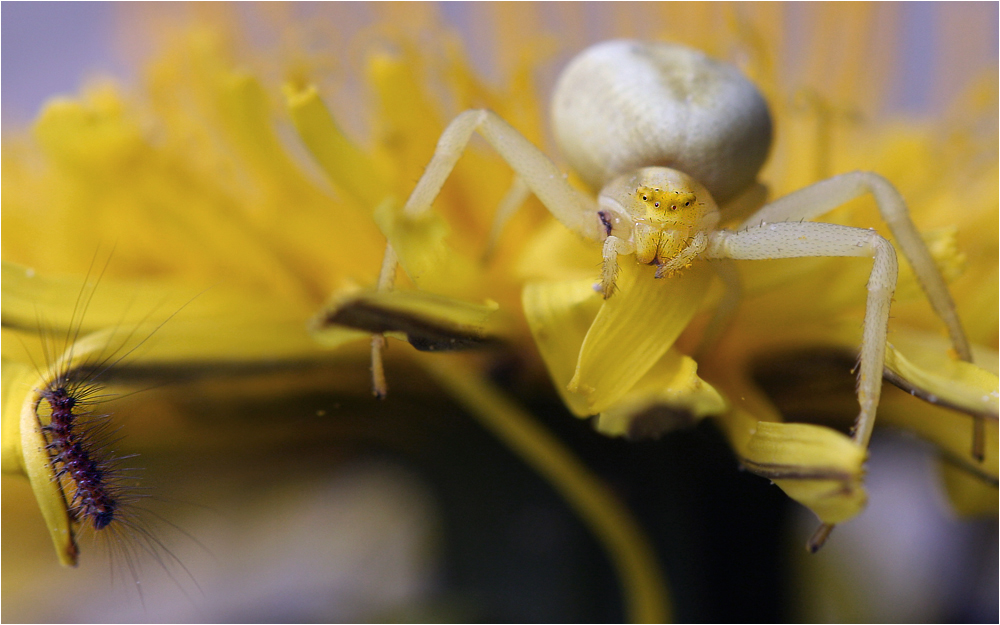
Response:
[39, 380, 123, 531]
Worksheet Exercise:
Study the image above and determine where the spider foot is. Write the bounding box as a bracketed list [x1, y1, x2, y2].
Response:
[595, 279, 617, 299]
[807, 523, 835, 552]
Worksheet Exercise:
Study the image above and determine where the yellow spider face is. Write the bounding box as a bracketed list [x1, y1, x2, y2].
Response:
[598, 167, 720, 267]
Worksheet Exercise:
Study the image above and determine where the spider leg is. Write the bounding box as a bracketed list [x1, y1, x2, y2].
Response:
[742, 171, 982, 459]
[741, 171, 970, 362]
[655, 231, 709, 277]
[400, 109, 602, 236]
[371, 109, 603, 397]
[707, 221, 898, 450]
[600, 236, 635, 299]
[369, 245, 401, 399]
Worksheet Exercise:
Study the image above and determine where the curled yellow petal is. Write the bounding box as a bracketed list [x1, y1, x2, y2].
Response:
[880, 332, 998, 483]
[12, 326, 164, 566]
[570, 262, 712, 413]
[877, 339, 998, 486]
[314, 288, 501, 352]
[883, 342, 998, 420]
[523, 276, 727, 438]
[595, 351, 728, 439]
[20, 383, 79, 567]
[2, 261, 374, 568]
[522, 278, 603, 417]
[740, 420, 867, 525]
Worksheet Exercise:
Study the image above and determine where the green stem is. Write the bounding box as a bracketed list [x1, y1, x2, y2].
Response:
[420, 355, 672, 623]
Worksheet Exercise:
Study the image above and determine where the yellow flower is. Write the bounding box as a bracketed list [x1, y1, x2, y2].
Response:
[2, 3, 996, 622]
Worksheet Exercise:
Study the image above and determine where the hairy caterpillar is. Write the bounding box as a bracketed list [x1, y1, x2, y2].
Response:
[7, 255, 201, 609]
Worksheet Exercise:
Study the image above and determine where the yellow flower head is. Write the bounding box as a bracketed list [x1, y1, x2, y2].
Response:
[2, 3, 996, 622]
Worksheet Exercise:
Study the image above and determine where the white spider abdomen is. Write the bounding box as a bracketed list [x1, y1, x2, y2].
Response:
[552, 39, 772, 204]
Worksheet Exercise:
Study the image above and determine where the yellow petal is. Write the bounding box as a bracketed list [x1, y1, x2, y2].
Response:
[740, 419, 868, 524]
[285, 82, 390, 209]
[2, 260, 201, 338]
[595, 351, 728, 438]
[570, 262, 712, 413]
[878, 332, 998, 490]
[517, 220, 603, 283]
[523, 275, 726, 437]
[367, 51, 444, 191]
[14, 325, 181, 566]
[2, 264, 372, 568]
[883, 341, 998, 420]
[218, 73, 313, 192]
[314, 288, 501, 351]
[138, 315, 368, 365]
[2, 359, 35, 477]
[522, 278, 603, 417]
[8, 350, 94, 567]
[24, 91, 322, 304]
[2, 261, 364, 370]
[33, 89, 142, 171]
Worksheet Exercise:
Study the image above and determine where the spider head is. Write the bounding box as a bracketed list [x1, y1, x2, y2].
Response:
[597, 167, 720, 267]
[598, 167, 719, 237]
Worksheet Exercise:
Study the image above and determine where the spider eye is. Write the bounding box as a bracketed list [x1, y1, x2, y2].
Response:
[670, 205, 676, 210]
[641, 195, 647, 201]
[654, 202, 660, 208]
[684, 201, 690, 206]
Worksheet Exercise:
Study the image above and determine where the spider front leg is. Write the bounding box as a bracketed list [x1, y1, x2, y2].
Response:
[600, 236, 635, 298]
[654, 231, 710, 278]
[707, 221, 898, 450]
[369, 109, 605, 397]
[742, 171, 971, 362]
[742, 171, 981, 458]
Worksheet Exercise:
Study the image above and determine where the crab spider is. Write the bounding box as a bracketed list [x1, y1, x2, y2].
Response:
[371, 40, 974, 496]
